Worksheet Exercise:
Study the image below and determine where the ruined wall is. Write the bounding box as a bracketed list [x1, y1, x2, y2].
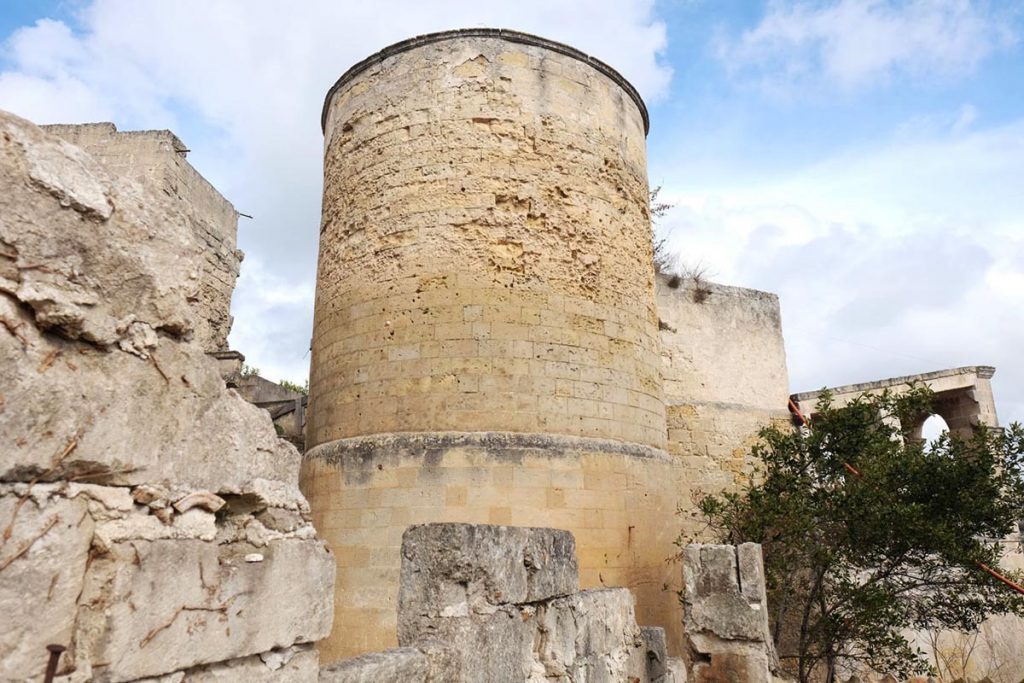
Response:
[304, 29, 682, 663]
[42, 122, 242, 353]
[656, 275, 791, 538]
[0, 111, 332, 682]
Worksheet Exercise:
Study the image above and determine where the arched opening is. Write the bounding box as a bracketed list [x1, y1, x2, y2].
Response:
[920, 413, 950, 444]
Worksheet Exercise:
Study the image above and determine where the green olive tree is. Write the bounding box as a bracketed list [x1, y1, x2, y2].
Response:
[688, 386, 1024, 682]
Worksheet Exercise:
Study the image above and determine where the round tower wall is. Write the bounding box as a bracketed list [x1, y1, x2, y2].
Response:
[310, 31, 665, 449]
[305, 31, 679, 664]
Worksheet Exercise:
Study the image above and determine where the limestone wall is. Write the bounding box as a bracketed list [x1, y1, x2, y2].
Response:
[656, 275, 791, 537]
[310, 29, 664, 449]
[42, 122, 242, 353]
[0, 111, 332, 682]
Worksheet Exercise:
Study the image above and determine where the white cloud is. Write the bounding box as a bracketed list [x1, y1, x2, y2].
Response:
[717, 0, 1018, 94]
[0, 0, 671, 384]
[656, 116, 1024, 424]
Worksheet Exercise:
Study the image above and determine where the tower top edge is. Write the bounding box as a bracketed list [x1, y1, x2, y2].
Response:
[320, 28, 650, 136]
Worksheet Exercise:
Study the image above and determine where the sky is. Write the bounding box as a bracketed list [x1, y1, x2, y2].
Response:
[1, 0, 1021, 426]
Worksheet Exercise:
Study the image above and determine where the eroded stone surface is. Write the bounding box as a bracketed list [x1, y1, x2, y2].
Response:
[398, 523, 578, 630]
[0, 111, 333, 683]
[389, 523, 665, 682]
[682, 543, 775, 683]
[75, 538, 333, 681]
[129, 646, 318, 682]
[0, 491, 92, 679]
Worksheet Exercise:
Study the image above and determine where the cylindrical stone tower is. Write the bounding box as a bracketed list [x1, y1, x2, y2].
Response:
[303, 29, 682, 663]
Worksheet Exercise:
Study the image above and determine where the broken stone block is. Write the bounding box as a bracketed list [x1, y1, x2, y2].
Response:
[683, 544, 766, 643]
[75, 538, 334, 681]
[534, 588, 647, 683]
[642, 626, 669, 681]
[406, 606, 536, 682]
[319, 647, 428, 683]
[0, 490, 93, 680]
[682, 543, 775, 683]
[398, 523, 578, 631]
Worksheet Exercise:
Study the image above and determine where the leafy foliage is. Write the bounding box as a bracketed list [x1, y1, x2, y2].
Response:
[279, 378, 308, 396]
[690, 386, 1024, 682]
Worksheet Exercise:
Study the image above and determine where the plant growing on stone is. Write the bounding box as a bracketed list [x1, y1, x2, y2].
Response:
[279, 379, 308, 396]
[687, 386, 1024, 683]
[650, 185, 674, 273]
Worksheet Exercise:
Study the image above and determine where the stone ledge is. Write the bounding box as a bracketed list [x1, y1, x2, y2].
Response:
[305, 430, 674, 472]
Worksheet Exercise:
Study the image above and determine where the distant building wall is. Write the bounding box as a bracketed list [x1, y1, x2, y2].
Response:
[791, 365, 999, 439]
[43, 122, 242, 352]
[656, 275, 792, 539]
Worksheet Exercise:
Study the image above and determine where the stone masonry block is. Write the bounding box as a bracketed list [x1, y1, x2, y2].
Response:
[75, 538, 334, 681]
[534, 588, 647, 683]
[683, 544, 765, 643]
[0, 491, 93, 680]
[682, 543, 775, 683]
[397, 523, 578, 630]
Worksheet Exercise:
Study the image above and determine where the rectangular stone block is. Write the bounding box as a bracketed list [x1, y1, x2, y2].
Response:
[397, 523, 578, 628]
[76, 538, 334, 681]
[534, 588, 647, 683]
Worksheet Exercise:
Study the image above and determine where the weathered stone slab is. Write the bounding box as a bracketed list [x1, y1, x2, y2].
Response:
[683, 544, 765, 643]
[398, 523, 578, 628]
[682, 543, 775, 683]
[76, 538, 334, 681]
[319, 647, 428, 683]
[534, 588, 647, 683]
[0, 491, 93, 680]
[407, 607, 536, 682]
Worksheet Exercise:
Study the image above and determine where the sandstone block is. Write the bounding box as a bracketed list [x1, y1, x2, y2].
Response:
[319, 647, 428, 683]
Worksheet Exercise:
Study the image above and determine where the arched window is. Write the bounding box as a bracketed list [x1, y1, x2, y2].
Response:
[920, 413, 950, 444]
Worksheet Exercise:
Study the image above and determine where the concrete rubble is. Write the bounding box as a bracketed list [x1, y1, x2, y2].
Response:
[0, 110, 334, 682]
